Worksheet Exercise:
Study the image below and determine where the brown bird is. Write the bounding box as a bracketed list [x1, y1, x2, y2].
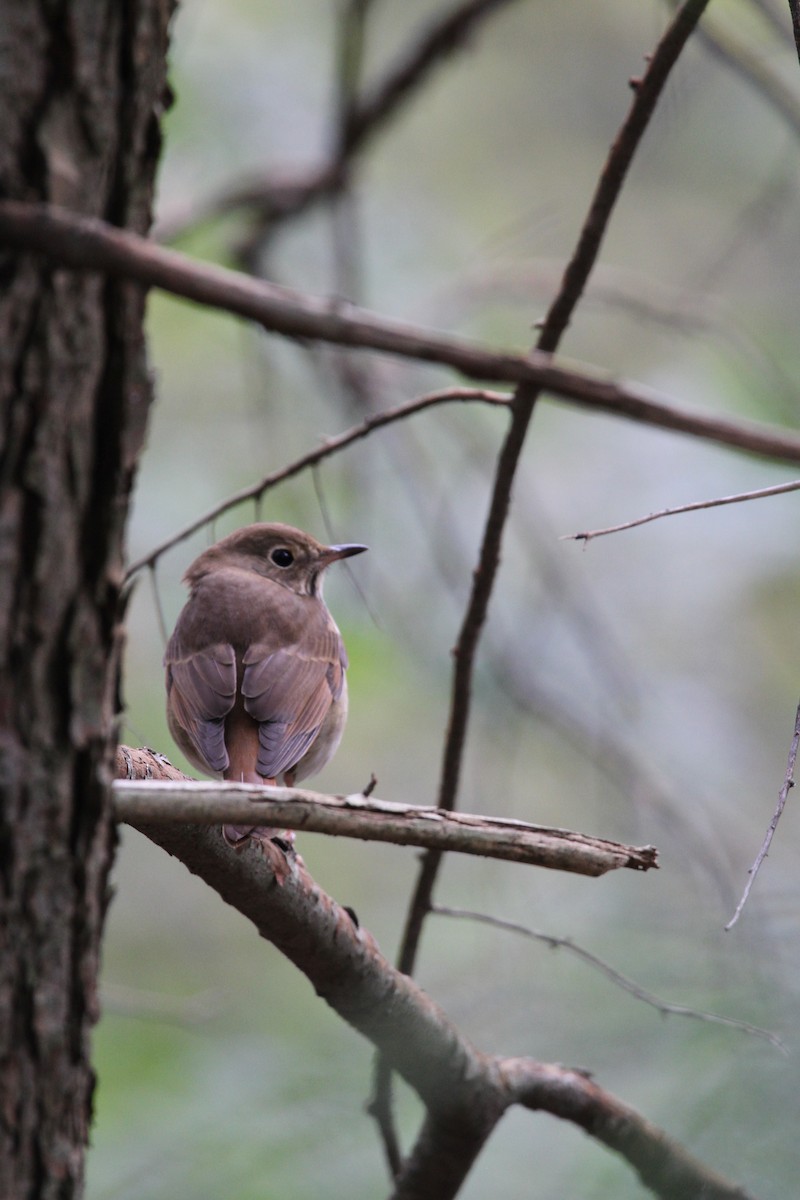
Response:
[164, 522, 367, 850]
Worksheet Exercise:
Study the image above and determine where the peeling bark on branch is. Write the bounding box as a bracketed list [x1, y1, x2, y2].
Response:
[113, 747, 658, 875]
[118, 757, 754, 1200]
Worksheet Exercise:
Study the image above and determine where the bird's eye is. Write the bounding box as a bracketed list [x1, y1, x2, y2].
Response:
[270, 547, 294, 568]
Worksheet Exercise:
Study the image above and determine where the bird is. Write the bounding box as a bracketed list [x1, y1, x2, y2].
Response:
[164, 522, 367, 853]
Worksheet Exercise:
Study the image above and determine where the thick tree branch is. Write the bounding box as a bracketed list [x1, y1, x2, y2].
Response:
[113, 752, 658, 877]
[1, 203, 799, 466]
[116, 752, 755, 1200]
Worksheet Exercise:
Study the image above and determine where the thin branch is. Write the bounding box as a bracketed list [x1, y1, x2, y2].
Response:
[434, 906, 786, 1051]
[563, 477, 800, 543]
[726, 697, 800, 930]
[376, 6, 715, 1160]
[2, 203, 800, 466]
[344, 0, 524, 155]
[147, 560, 169, 645]
[334, 0, 375, 153]
[124, 387, 510, 579]
[112, 755, 658, 877]
[396, 0, 714, 976]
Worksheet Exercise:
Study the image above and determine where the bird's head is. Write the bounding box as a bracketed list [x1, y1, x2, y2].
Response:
[184, 523, 368, 597]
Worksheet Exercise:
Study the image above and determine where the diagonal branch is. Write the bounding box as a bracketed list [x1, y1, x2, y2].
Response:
[1, 203, 799, 466]
[725, 696, 800, 929]
[395, 0, 715, 977]
[505, 1060, 757, 1200]
[343, 0, 524, 156]
[125, 387, 510, 579]
[118, 751, 757, 1200]
[380, 4, 715, 1153]
[157, 0, 524, 243]
[433, 906, 785, 1050]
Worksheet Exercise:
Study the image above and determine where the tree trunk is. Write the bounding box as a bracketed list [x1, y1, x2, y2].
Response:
[0, 4, 173, 1195]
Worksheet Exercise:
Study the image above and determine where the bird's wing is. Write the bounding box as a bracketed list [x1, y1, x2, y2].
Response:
[242, 628, 345, 780]
[165, 641, 237, 774]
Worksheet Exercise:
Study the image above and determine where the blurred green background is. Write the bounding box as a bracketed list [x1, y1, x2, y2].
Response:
[89, 2, 800, 1197]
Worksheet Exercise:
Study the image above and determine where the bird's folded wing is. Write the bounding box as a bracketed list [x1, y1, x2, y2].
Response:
[165, 642, 237, 773]
[242, 631, 345, 779]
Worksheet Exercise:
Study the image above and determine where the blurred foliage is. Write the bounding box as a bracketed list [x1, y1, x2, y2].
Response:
[90, 1, 800, 1197]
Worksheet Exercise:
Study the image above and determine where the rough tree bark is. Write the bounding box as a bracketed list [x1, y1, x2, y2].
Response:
[0, 5, 173, 1196]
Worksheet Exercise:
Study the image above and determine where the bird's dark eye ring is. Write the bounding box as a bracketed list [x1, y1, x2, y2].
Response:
[271, 547, 294, 568]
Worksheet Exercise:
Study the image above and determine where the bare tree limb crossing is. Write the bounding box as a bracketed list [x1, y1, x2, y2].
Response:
[1, 202, 799, 466]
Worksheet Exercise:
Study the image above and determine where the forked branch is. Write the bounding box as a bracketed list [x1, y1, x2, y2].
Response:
[117, 750, 755, 1200]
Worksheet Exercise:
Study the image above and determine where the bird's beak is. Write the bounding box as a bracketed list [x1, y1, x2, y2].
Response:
[323, 542, 368, 563]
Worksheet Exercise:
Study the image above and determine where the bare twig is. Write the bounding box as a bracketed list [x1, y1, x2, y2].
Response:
[434, 906, 786, 1051]
[563, 477, 800, 543]
[395, 0, 714, 977]
[378, 5, 716, 1157]
[344, 0, 523, 155]
[2, 203, 800, 466]
[124, 387, 510, 580]
[381, 3, 716, 1156]
[726, 698, 800, 930]
[147, 561, 169, 646]
[112, 754, 658, 877]
[334, 0, 375, 151]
